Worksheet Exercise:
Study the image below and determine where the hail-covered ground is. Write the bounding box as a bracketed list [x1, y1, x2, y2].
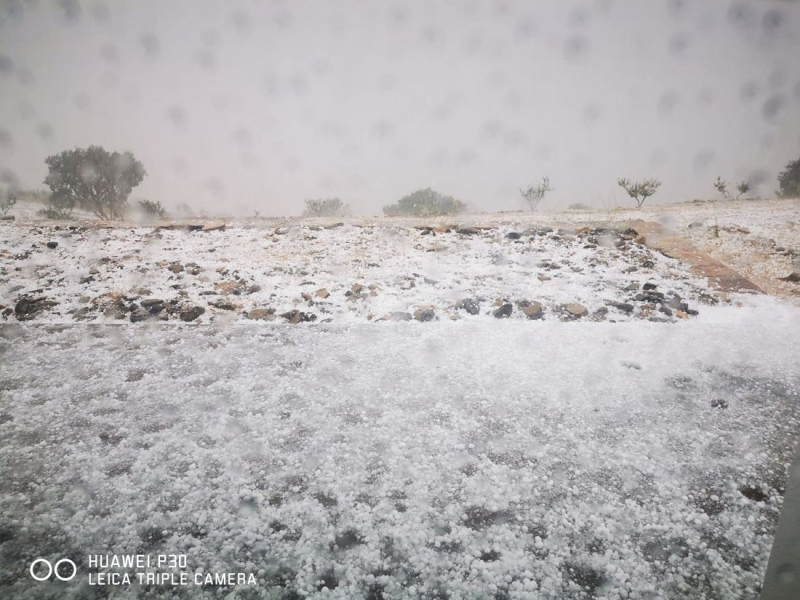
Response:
[1, 201, 799, 600]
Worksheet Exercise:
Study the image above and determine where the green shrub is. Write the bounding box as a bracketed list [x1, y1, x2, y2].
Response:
[383, 188, 465, 217]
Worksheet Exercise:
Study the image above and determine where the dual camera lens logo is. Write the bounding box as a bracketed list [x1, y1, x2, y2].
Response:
[29, 558, 77, 581]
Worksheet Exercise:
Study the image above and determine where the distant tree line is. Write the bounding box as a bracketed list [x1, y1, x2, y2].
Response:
[9, 145, 800, 221]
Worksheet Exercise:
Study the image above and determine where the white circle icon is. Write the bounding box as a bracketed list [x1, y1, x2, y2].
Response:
[29, 558, 77, 581]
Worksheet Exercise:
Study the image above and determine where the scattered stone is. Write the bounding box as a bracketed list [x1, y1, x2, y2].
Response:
[505, 232, 522, 240]
[14, 296, 58, 321]
[140, 298, 164, 308]
[414, 308, 436, 322]
[688, 222, 703, 229]
[201, 223, 226, 232]
[456, 227, 480, 235]
[247, 308, 276, 321]
[315, 288, 330, 298]
[46, 241, 58, 249]
[634, 235, 646, 245]
[456, 298, 481, 315]
[388, 312, 413, 321]
[608, 301, 634, 314]
[179, 305, 205, 322]
[493, 303, 513, 319]
[352, 283, 364, 293]
[564, 303, 588, 318]
[537, 274, 552, 282]
[520, 301, 544, 320]
[711, 398, 729, 409]
[210, 301, 236, 310]
[280, 309, 317, 324]
[779, 272, 800, 283]
[167, 262, 184, 273]
[642, 283, 658, 290]
[676, 310, 689, 319]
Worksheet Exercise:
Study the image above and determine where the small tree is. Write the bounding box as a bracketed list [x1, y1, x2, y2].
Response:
[777, 156, 800, 199]
[303, 197, 349, 217]
[617, 177, 661, 208]
[383, 188, 466, 217]
[520, 177, 552, 211]
[715, 177, 751, 200]
[138, 199, 166, 218]
[44, 146, 146, 220]
[0, 191, 16, 216]
[735, 181, 751, 200]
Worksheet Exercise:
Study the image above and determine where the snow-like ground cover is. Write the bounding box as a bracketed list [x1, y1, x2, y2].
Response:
[1, 221, 717, 325]
[1, 299, 799, 599]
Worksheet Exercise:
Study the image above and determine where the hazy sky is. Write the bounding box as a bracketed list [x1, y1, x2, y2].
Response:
[1, 0, 799, 215]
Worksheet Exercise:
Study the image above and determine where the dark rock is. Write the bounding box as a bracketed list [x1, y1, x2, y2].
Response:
[456, 298, 481, 315]
[456, 228, 480, 235]
[642, 283, 658, 290]
[608, 301, 634, 314]
[658, 305, 673, 317]
[493, 303, 513, 319]
[46, 241, 58, 249]
[140, 298, 164, 308]
[711, 398, 728, 409]
[179, 305, 205, 322]
[247, 308, 275, 321]
[414, 308, 436, 322]
[210, 301, 236, 310]
[280, 309, 317, 324]
[779, 272, 800, 283]
[14, 297, 58, 321]
[505, 232, 522, 240]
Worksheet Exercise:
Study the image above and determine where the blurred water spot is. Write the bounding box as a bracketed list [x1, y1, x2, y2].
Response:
[167, 106, 187, 129]
[747, 170, 769, 188]
[74, 93, 92, 111]
[693, 150, 714, 172]
[17, 102, 34, 120]
[669, 32, 690, 56]
[194, 49, 215, 70]
[762, 8, 783, 34]
[762, 95, 785, 122]
[0, 129, 13, 151]
[36, 122, 54, 141]
[740, 81, 759, 103]
[727, 3, 756, 30]
[57, 0, 81, 24]
[657, 91, 679, 117]
[91, 1, 110, 23]
[563, 35, 588, 61]
[140, 33, 160, 58]
[231, 9, 251, 35]
[0, 55, 14, 76]
[232, 128, 252, 147]
[101, 43, 121, 64]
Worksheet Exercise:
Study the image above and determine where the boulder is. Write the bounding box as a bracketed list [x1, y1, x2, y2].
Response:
[564, 303, 588, 317]
[179, 305, 205, 322]
[247, 308, 276, 321]
[520, 301, 544, 320]
[493, 303, 513, 319]
[456, 298, 480, 315]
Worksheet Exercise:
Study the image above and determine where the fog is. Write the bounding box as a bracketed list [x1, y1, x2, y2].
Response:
[1, 0, 799, 216]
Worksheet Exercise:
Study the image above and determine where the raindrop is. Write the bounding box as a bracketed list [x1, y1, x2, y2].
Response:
[582, 103, 604, 123]
[668, 32, 690, 56]
[57, 0, 82, 24]
[167, 106, 187, 129]
[739, 81, 758, 103]
[0, 129, 14, 150]
[231, 9, 251, 35]
[37, 122, 55, 141]
[140, 33, 160, 58]
[657, 91, 679, 117]
[74, 93, 92, 111]
[194, 49, 215, 70]
[563, 35, 588, 62]
[762, 95, 785, 122]
[100, 43, 121, 64]
[232, 128, 252, 147]
[762, 8, 783, 34]
[727, 3, 756, 30]
[91, 1, 110, 22]
[693, 149, 714, 172]
[0, 55, 14, 76]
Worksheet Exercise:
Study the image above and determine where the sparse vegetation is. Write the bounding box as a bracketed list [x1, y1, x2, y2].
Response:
[714, 177, 751, 200]
[175, 202, 195, 218]
[0, 191, 16, 216]
[138, 199, 167, 218]
[567, 202, 591, 210]
[44, 145, 146, 220]
[617, 177, 662, 208]
[520, 177, 552, 211]
[777, 155, 800, 199]
[303, 197, 349, 217]
[383, 188, 466, 217]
